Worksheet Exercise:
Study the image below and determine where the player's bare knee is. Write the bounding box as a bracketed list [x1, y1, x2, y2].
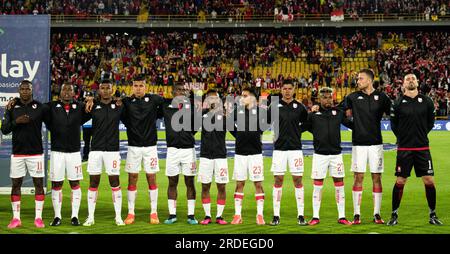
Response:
[235, 181, 245, 192]
[108, 175, 120, 187]
[52, 181, 64, 189]
[274, 175, 284, 187]
[422, 176, 434, 186]
[146, 173, 157, 186]
[217, 183, 226, 193]
[69, 180, 80, 189]
[168, 176, 179, 188]
[333, 177, 344, 183]
[293, 176, 302, 186]
[202, 183, 211, 193]
[396, 177, 407, 185]
[128, 173, 139, 186]
[254, 181, 264, 193]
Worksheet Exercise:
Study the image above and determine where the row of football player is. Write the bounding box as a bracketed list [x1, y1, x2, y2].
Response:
[0, 69, 443, 228]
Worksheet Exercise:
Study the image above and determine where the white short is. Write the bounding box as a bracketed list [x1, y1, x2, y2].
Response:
[198, 158, 229, 184]
[270, 150, 304, 176]
[233, 154, 264, 182]
[87, 151, 121, 176]
[312, 153, 345, 179]
[165, 147, 197, 177]
[351, 145, 384, 173]
[50, 151, 83, 181]
[125, 146, 159, 174]
[10, 154, 45, 178]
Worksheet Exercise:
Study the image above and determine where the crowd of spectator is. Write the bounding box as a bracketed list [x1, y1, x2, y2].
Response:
[47, 29, 449, 116]
[1, 0, 449, 20]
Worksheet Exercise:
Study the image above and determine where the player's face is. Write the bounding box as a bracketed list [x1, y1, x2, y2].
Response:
[206, 92, 220, 109]
[19, 83, 32, 101]
[173, 85, 188, 97]
[98, 83, 113, 100]
[132, 80, 146, 98]
[403, 74, 418, 91]
[320, 92, 333, 109]
[240, 90, 253, 106]
[357, 73, 371, 90]
[281, 84, 294, 100]
[60, 84, 74, 102]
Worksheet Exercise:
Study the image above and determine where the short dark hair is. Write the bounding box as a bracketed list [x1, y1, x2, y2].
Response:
[319, 87, 333, 96]
[19, 80, 32, 87]
[133, 75, 146, 82]
[100, 79, 113, 84]
[242, 87, 257, 98]
[359, 68, 374, 81]
[206, 89, 218, 96]
[61, 82, 74, 90]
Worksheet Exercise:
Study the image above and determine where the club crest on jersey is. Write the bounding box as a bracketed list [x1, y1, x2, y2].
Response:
[56, 104, 62, 108]
[32, 104, 37, 109]
[217, 115, 223, 120]
[185, 104, 190, 109]
[402, 100, 407, 103]
[14, 105, 21, 108]
[374, 95, 379, 101]
[332, 110, 336, 115]
[145, 97, 149, 102]
[277, 104, 283, 107]
[293, 103, 298, 108]
[72, 104, 77, 109]
[202, 114, 208, 118]
[357, 96, 364, 100]
[252, 109, 257, 115]
[132, 98, 136, 102]
[111, 104, 116, 109]
[418, 98, 423, 103]
[95, 105, 101, 110]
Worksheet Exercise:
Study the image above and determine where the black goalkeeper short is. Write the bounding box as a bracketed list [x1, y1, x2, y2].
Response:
[395, 149, 434, 178]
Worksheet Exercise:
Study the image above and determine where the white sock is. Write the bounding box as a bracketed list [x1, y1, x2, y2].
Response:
[312, 182, 323, 219]
[149, 186, 158, 214]
[11, 195, 21, 219]
[295, 185, 304, 216]
[127, 186, 137, 215]
[352, 186, 363, 215]
[217, 199, 226, 218]
[51, 187, 62, 218]
[234, 193, 244, 216]
[373, 187, 382, 215]
[202, 198, 211, 217]
[87, 188, 98, 219]
[71, 186, 82, 218]
[112, 187, 122, 220]
[256, 193, 265, 216]
[188, 199, 196, 216]
[335, 182, 346, 219]
[35, 195, 45, 219]
[273, 186, 282, 217]
[168, 199, 177, 215]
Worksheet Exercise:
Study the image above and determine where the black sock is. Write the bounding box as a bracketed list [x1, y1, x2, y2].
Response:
[392, 183, 404, 214]
[425, 184, 436, 214]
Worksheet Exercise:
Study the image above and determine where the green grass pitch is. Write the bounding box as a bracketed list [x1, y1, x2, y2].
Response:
[1, 131, 449, 234]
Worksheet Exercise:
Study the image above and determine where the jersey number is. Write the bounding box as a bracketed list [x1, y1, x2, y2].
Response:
[253, 166, 262, 175]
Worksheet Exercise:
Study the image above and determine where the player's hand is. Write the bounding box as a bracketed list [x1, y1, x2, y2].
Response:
[85, 99, 94, 113]
[15, 115, 30, 124]
[6, 98, 17, 110]
[311, 105, 320, 112]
